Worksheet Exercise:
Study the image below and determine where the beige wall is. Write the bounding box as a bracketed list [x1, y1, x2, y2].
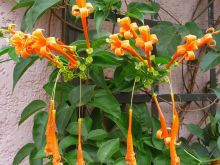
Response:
[0, 0, 219, 164]
[0, 1, 61, 164]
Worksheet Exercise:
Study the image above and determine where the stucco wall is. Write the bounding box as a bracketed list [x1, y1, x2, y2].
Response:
[0, 1, 61, 164]
[0, 0, 219, 164]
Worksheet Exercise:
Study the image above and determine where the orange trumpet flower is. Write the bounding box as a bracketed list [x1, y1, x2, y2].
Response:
[167, 27, 219, 69]
[45, 100, 62, 165]
[31, 29, 77, 69]
[9, 32, 34, 58]
[135, 26, 158, 71]
[77, 118, 85, 165]
[197, 27, 220, 48]
[170, 93, 180, 165]
[166, 35, 198, 68]
[109, 34, 146, 64]
[125, 109, 136, 165]
[152, 94, 170, 147]
[6, 25, 79, 69]
[117, 17, 138, 39]
[72, 0, 94, 48]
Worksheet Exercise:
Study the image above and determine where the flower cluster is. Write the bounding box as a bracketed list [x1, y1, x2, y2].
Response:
[109, 16, 219, 165]
[108, 17, 158, 72]
[3, 24, 78, 69]
[166, 27, 220, 68]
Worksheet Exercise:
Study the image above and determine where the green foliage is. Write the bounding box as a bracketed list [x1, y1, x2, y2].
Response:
[21, 0, 61, 31]
[97, 138, 120, 163]
[12, 0, 35, 11]
[200, 51, 220, 72]
[19, 100, 47, 125]
[13, 143, 36, 165]
[13, 56, 38, 89]
[0, 46, 12, 56]
[126, 2, 159, 24]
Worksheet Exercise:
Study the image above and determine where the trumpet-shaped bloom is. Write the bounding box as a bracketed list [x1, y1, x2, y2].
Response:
[45, 100, 62, 165]
[9, 32, 34, 58]
[125, 109, 136, 165]
[152, 94, 170, 146]
[77, 118, 85, 165]
[170, 94, 180, 165]
[72, 0, 94, 48]
[167, 28, 219, 68]
[117, 17, 138, 39]
[7, 25, 78, 69]
[135, 26, 158, 71]
[197, 27, 219, 48]
[166, 35, 198, 68]
[109, 34, 146, 64]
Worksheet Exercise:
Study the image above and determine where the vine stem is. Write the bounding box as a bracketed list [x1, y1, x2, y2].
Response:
[79, 78, 82, 118]
[52, 72, 60, 100]
[130, 79, 136, 109]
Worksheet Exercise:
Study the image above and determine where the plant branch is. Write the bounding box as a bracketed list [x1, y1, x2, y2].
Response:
[192, 0, 215, 21]
[160, 6, 182, 24]
[51, 9, 83, 32]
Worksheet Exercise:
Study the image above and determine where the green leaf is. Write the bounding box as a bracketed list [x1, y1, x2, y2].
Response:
[43, 82, 72, 103]
[68, 85, 95, 107]
[29, 147, 43, 165]
[132, 103, 152, 131]
[19, 100, 46, 125]
[214, 31, 220, 51]
[59, 136, 77, 151]
[87, 129, 108, 141]
[186, 124, 204, 139]
[152, 22, 181, 56]
[64, 150, 94, 164]
[215, 109, 220, 122]
[21, 0, 60, 31]
[217, 137, 220, 151]
[0, 46, 11, 56]
[12, 0, 35, 10]
[151, 117, 165, 150]
[126, 8, 144, 24]
[127, 2, 158, 14]
[97, 138, 120, 163]
[90, 89, 121, 119]
[153, 153, 170, 165]
[13, 143, 35, 165]
[8, 47, 20, 62]
[33, 112, 48, 149]
[178, 148, 199, 165]
[154, 56, 171, 65]
[13, 56, 38, 89]
[200, 51, 220, 72]
[191, 143, 209, 159]
[56, 103, 75, 135]
[93, 50, 123, 67]
[89, 66, 107, 88]
[66, 117, 92, 137]
[136, 150, 152, 165]
[184, 22, 203, 37]
[94, 10, 108, 32]
[32, 148, 46, 160]
[114, 157, 126, 165]
[213, 88, 220, 99]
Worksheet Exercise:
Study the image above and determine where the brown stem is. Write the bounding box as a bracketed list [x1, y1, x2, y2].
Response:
[51, 9, 83, 32]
